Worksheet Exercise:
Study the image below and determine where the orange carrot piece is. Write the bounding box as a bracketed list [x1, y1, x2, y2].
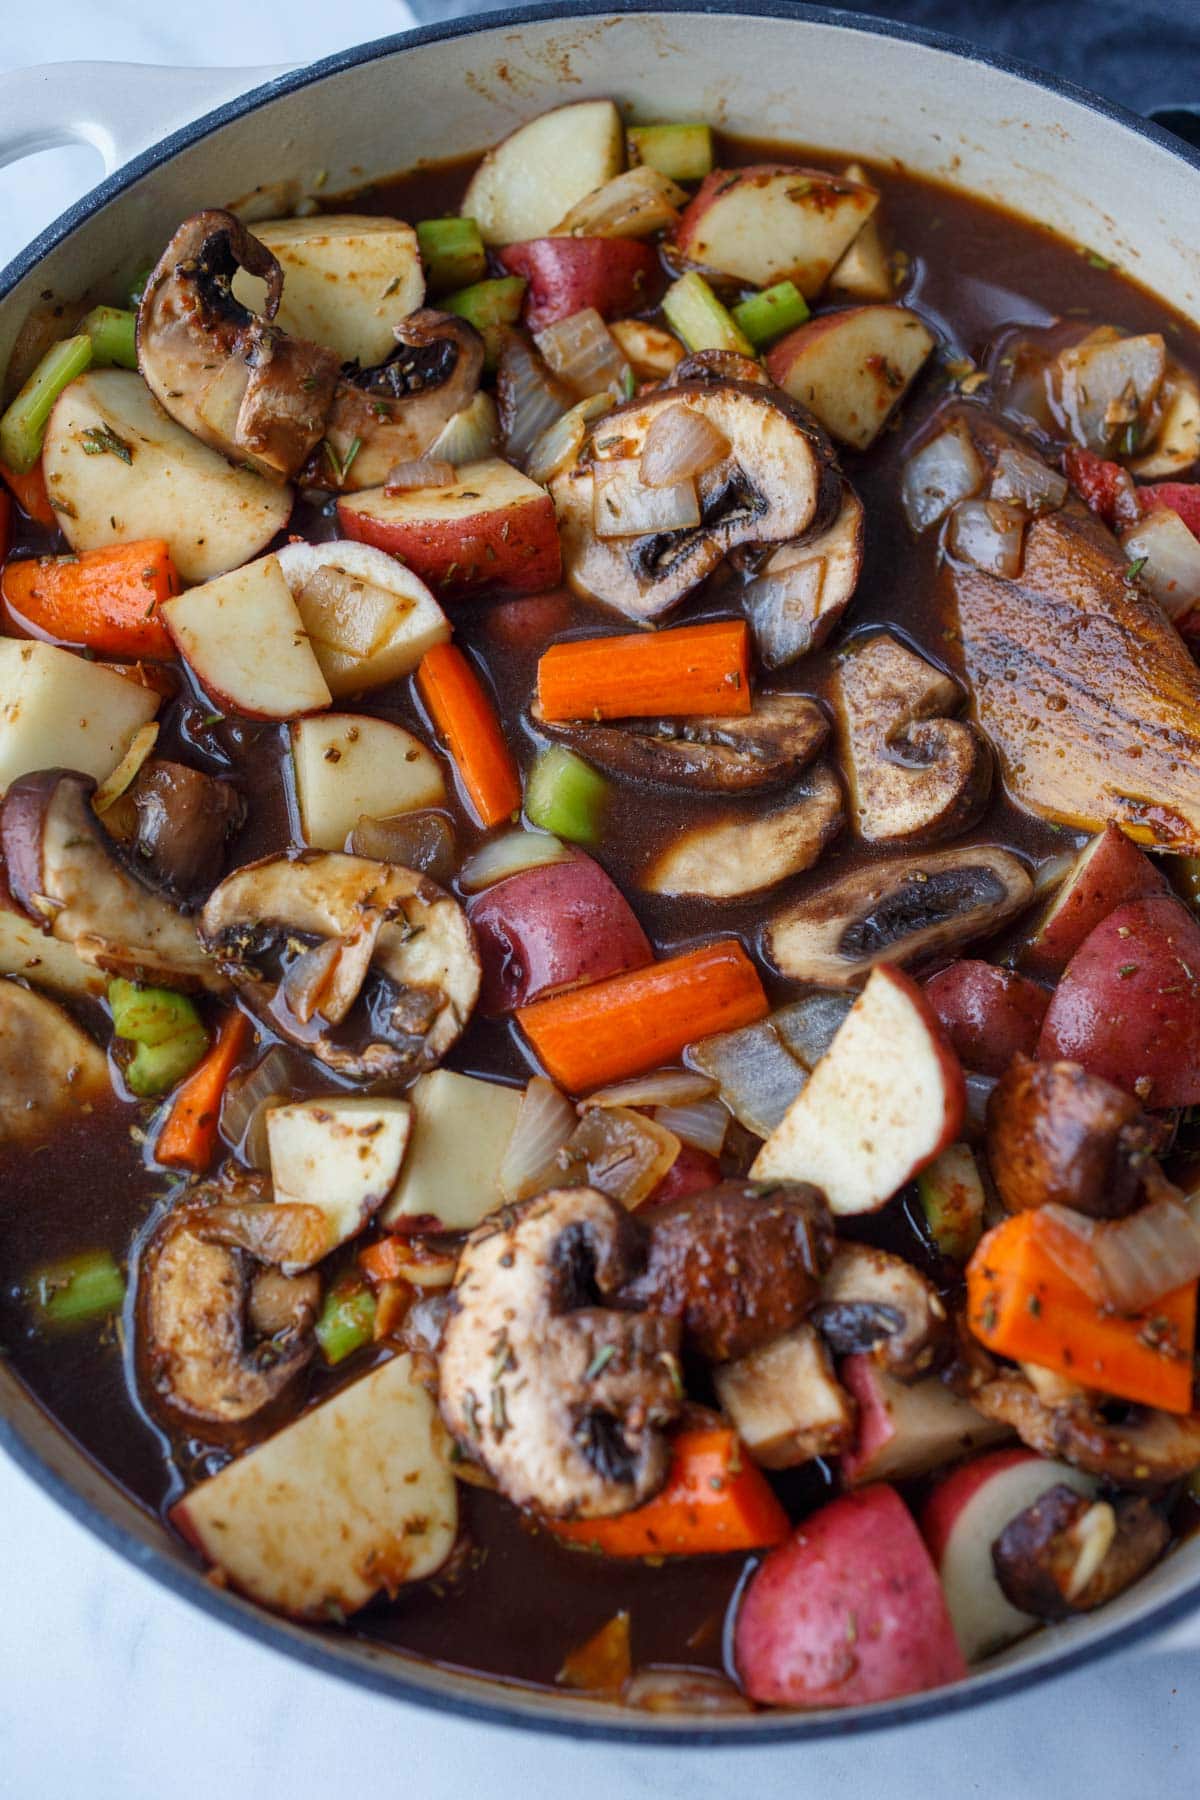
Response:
[359, 1237, 408, 1284]
[1, 540, 178, 657]
[517, 939, 768, 1093]
[417, 641, 522, 828]
[0, 458, 55, 527]
[967, 1210, 1197, 1413]
[155, 1011, 251, 1173]
[549, 1429, 790, 1557]
[537, 619, 752, 723]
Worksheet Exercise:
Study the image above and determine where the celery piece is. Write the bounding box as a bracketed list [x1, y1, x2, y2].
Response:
[31, 1249, 126, 1328]
[127, 266, 155, 309]
[662, 273, 754, 359]
[525, 746, 609, 846]
[732, 280, 810, 349]
[0, 334, 92, 475]
[444, 275, 527, 370]
[418, 216, 487, 295]
[108, 978, 209, 1097]
[628, 123, 714, 183]
[316, 1284, 377, 1365]
[126, 1032, 209, 1097]
[81, 305, 139, 371]
[917, 1142, 985, 1263]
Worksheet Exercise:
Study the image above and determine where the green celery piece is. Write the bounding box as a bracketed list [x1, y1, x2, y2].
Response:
[628, 122, 714, 183]
[917, 1142, 985, 1263]
[316, 1286, 377, 1365]
[127, 266, 155, 309]
[732, 280, 810, 349]
[0, 334, 92, 474]
[418, 217, 487, 295]
[661, 273, 754, 359]
[108, 978, 204, 1048]
[126, 1029, 209, 1097]
[525, 746, 609, 846]
[444, 275, 527, 370]
[32, 1250, 126, 1328]
[81, 305, 139, 371]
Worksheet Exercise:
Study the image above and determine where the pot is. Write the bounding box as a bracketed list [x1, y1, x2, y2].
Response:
[1, 0, 1199, 1743]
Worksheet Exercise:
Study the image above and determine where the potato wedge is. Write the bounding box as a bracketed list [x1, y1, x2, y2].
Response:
[0, 638, 159, 793]
[462, 100, 624, 245]
[231, 214, 425, 367]
[767, 305, 935, 450]
[273, 539, 449, 697]
[290, 713, 445, 852]
[674, 165, 878, 297]
[266, 1096, 413, 1261]
[163, 556, 331, 720]
[379, 1069, 521, 1231]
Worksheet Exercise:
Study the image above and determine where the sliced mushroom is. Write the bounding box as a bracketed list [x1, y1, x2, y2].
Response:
[664, 348, 774, 389]
[809, 1242, 948, 1380]
[614, 1179, 835, 1363]
[992, 1484, 1169, 1618]
[129, 759, 245, 903]
[438, 1187, 683, 1518]
[533, 690, 830, 793]
[0, 978, 111, 1145]
[139, 1206, 313, 1426]
[968, 1370, 1200, 1488]
[641, 766, 843, 900]
[550, 377, 839, 622]
[307, 310, 486, 492]
[1049, 327, 1166, 459]
[766, 845, 1033, 987]
[833, 632, 992, 843]
[247, 1265, 321, 1339]
[1129, 363, 1200, 479]
[742, 484, 865, 670]
[137, 209, 340, 480]
[1, 771, 227, 993]
[986, 1057, 1168, 1220]
[199, 851, 479, 1082]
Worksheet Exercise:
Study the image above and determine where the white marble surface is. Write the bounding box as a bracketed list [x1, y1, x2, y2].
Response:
[2, 9, 1200, 1795]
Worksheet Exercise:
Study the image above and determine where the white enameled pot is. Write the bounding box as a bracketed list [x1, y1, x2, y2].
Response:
[1, 2, 1199, 1742]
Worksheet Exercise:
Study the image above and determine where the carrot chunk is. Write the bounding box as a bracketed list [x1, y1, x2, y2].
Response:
[154, 1011, 251, 1174]
[0, 457, 55, 527]
[537, 619, 751, 722]
[2, 539, 179, 657]
[417, 641, 522, 828]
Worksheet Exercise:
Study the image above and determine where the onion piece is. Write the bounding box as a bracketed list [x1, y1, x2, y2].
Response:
[92, 722, 159, 816]
[558, 1105, 681, 1209]
[964, 1071, 998, 1141]
[1042, 1186, 1200, 1314]
[593, 458, 700, 538]
[773, 992, 854, 1071]
[1031, 851, 1077, 899]
[499, 1076, 576, 1203]
[384, 456, 456, 494]
[553, 165, 689, 239]
[1121, 508, 1200, 620]
[688, 1016, 806, 1139]
[622, 1668, 753, 1716]
[640, 403, 730, 488]
[1038, 1204, 1105, 1302]
[219, 1046, 297, 1171]
[459, 828, 573, 894]
[989, 445, 1068, 513]
[946, 498, 1026, 577]
[349, 810, 457, 884]
[497, 332, 570, 464]
[526, 393, 613, 486]
[584, 1069, 717, 1111]
[535, 308, 631, 400]
[1055, 329, 1166, 455]
[380, 1236, 461, 1289]
[901, 424, 984, 532]
[429, 391, 499, 464]
[202, 1201, 331, 1269]
[654, 1096, 728, 1157]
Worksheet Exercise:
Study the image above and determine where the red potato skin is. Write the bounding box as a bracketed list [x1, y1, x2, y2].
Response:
[1139, 483, 1200, 538]
[467, 853, 653, 1015]
[499, 238, 661, 334]
[923, 961, 1050, 1077]
[1038, 894, 1200, 1107]
[484, 589, 574, 651]
[337, 491, 562, 600]
[645, 1143, 723, 1207]
[1021, 823, 1170, 981]
[919, 1448, 1042, 1566]
[1062, 447, 1138, 531]
[734, 1485, 967, 1708]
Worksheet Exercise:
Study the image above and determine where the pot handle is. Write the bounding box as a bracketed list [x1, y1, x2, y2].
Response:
[0, 61, 291, 178]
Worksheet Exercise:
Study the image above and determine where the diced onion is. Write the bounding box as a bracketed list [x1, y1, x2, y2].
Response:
[584, 1069, 717, 1111]
[1055, 330, 1166, 455]
[1121, 508, 1200, 620]
[742, 555, 826, 670]
[219, 1047, 297, 1170]
[92, 722, 159, 815]
[526, 393, 612, 486]
[553, 166, 689, 239]
[688, 1017, 805, 1139]
[499, 1076, 576, 1203]
[349, 810, 457, 883]
[947, 498, 1026, 578]
[989, 445, 1068, 513]
[1031, 851, 1078, 898]
[963, 1071, 998, 1140]
[384, 456, 456, 494]
[498, 333, 569, 464]
[900, 424, 983, 532]
[459, 828, 573, 894]
[640, 403, 729, 488]
[654, 1096, 728, 1157]
[559, 1105, 680, 1209]
[535, 308, 631, 400]
[609, 319, 686, 380]
[430, 391, 499, 464]
[772, 992, 854, 1071]
[593, 458, 700, 538]
[1043, 1187, 1200, 1314]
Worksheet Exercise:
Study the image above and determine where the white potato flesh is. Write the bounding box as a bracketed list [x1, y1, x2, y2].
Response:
[462, 99, 625, 245]
[163, 555, 332, 720]
[769, 305, 935, 450]
[41, 370, 292, 583]
[1130, 368, 1200, 479]
[266, 1096, 413, 1263]
[340, 456, 549, 531]
[825, 161, 893, 303]
[274, 539, 449, 697]
[174, 1354, 457, 1617]
[290, 714, 445, 852]
[677, 166, 877, 296]
[379, 1069, 522, 1231]
[0, 979, 111, 1145]
[0, 904, 107, 997]
[231, 214, 425, 367]
[0, 638, 159, 794]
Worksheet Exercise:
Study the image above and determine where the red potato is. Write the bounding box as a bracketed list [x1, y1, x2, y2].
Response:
[766, 304, 935, 451]
[1038, 893, 1200, 1107]
[499, 238, 660, 334]
[924, 960, 1050, 1076]
[1062, 447, 1137, 531]
[1020, 822, 1169, 980]
[467, 853, 653, 1015]
[673, 165, 877, 298]
[734, 1485, 967, 1708]
[1139, 482, 1200, 537]
[839, 1355, 1009, 1487]
[337, 457, 562, 599]
[484, 589, 574, 651]
[646, 1142, 723, 1206]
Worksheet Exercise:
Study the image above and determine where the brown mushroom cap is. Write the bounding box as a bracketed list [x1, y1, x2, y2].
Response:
[0, 979, 112, 1145]
[986, 1056, 1167, 1219]
[741, 484, 865, 670]
[969, 1369, 1200, 1488]
[992, 1484, 1169, 1618]
[129, 759, 244, 903]
[641, 767, 844, 901]
[809, 1241, 949, 1379]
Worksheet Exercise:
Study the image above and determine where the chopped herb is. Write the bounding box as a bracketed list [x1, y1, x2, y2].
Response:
[621, 366, 636, 400]
[585, 1344, 617, 1380]
[1082, 248, 1116, 271]
[322, 435, 362, 484]
[80, 424, 133, 463]
[1124, 556, 1148, 584]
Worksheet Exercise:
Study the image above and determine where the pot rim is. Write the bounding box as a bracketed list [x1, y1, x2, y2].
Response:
[3, 0, 1199, 1742]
